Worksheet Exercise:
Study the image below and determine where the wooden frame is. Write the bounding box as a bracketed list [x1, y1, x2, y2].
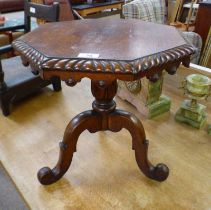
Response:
[0, 0, 61, 116]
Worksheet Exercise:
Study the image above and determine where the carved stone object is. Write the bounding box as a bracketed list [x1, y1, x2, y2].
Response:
[12, 19, 194, 185]
[118, 74, 171, 119]
[175, 74, 211, 129]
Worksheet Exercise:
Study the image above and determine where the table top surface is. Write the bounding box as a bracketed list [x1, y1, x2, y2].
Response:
[13, 19, 194, 80]
[72, 0, 124, 10]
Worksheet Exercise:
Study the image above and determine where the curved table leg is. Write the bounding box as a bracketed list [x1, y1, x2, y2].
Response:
[108, 109, 169, 182]
[37, 110, 102, 185]
[38, 79, 168, 185]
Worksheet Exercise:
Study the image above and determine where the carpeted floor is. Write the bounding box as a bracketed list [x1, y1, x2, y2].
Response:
[0, 162, 29, 210]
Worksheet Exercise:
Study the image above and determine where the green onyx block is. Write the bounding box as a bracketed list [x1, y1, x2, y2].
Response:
[175, 100, 207, 129]
[148, 95, 171, 119]
[147, 78, 163, 105]
[180, 100, 206, 121]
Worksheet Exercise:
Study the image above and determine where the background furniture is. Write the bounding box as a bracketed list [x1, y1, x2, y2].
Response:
[117, 0, 202, 118]
[13, 19, 194, 185]
[72, 0, 124, 17]
[44, 0, 76, 20]
[0, 0, 24, 13]
[169, 0, 199, 31]
[200, 27, 211, 68]
[195, 0, 211, 68]
[195, 0, 211, 50]
[0, 19, 25, 56]
[0, 1, 61, 116]
[36, 0, 82, 21]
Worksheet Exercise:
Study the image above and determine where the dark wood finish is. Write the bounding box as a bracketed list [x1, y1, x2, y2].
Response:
[24, 1, 59, 32]
[44, 0, 76, 21]
[13, 19, 195, 185]
[38, 80, 169, 185]
[195, 0, 211, 50]
[14, 20, 193, 80]
[0, 0, 24, 13]
[0, 0, 61, 116]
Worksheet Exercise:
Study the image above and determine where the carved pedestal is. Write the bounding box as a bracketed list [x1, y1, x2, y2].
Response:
[38, 80, 169, 185]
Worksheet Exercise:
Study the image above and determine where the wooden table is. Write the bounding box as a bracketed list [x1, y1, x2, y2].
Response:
[72, 0, 124, 17]
[0, 19, 24, 46]
[13, 19, 194, 185]
[0, 19, 25, 32]
[195, 0, 211, 51]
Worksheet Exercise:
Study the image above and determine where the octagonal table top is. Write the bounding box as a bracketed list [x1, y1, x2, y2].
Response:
[13, 19, 195, 81]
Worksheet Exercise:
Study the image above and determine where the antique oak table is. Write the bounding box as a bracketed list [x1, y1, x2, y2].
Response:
[12, 19, 194, 185]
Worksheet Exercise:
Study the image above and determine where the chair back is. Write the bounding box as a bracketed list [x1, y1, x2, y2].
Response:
[44, 0, 75, 21]
[123, 0, 167, 24]
[24, 0, 60, 32]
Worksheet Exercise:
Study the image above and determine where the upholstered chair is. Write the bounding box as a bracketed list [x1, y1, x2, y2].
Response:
[117, 0, 202, 118]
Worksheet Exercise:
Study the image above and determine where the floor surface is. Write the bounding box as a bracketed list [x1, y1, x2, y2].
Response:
[0, 162, 29, 210]
[0, 68, 210, 209]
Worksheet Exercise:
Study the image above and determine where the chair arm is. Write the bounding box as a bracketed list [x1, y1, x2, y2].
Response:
[182, 32, 202, 64]
[0, 44, 13, 55]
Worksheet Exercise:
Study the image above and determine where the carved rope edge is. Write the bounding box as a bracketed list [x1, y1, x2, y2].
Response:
[13, 40, 195, 75]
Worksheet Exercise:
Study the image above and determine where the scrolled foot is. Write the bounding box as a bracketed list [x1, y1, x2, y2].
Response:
[150, 163, 169, 182]
[37, 167, 61, 185]
[37, 110, 101, 185]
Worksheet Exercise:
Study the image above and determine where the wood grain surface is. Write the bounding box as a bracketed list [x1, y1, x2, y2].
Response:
[13, 19, 194, 83]
[15, 19, 188, 60]
[0, 65, 210, 210]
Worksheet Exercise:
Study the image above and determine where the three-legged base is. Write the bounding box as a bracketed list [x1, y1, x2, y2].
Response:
[38, 80, 169, 185]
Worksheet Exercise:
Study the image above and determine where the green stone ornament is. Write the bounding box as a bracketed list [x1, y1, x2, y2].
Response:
[146, 78, 171, 119]
[175, 74, 211, 129]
